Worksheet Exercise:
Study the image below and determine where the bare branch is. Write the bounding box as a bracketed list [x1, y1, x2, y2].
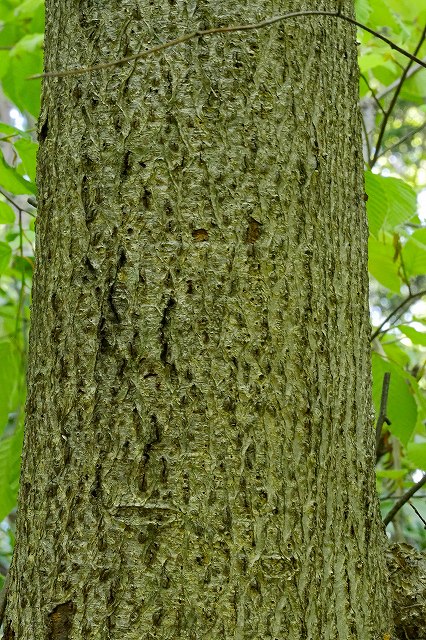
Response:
[383, 473, 426, 526]
[29, 10, 426, 80]
[371, 289, 426, 342]
[375, 122, 426, 160]
[371, 25, 426, 167]
[375, 372, 391, 457]
[409, 500, 426, 528]
[360, 73, 386, 115]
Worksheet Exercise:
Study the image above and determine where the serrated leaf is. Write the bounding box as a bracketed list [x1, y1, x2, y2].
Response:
[372, 352, 417, 446]
[382, 178, 417, 228]
[365, 172, 386, 237]
[365, 172, 417, 236]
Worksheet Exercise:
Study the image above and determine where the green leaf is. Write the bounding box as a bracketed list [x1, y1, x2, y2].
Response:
[14, 138, 37, 182]
[1, 34, 43, 117]
[0, 242, 12, 275]
[406, 442, 426, 471]
[0, 423, 23, 522]
[385, 0, 426, 22]
[0, 154, 36, 194]
[368, 0, 401, 32]
[365, 172, 386, 237]
[399, 325, 426, 346]
[372, 352, 417, 446]
[368, 235, 401, 292]
[376, 469, 407, 480]
[12, 255, 33, 276]
[0, 201, 15, 224]
[359, 54, 388, 74]
[382, 178, 417, 229]
[382, 341, 411, 368]
[365, 172, 417, 237]
[355, 0, 372, 22]
[0, 123, 21, 139]
[0, 341, 18, 437]
[14, 0, 44, 18]
[400, 71, 426, 104]
[403, 229, 426, 278]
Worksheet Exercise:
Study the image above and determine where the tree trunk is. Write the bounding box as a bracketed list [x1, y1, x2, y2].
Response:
[4, 1, 391, 638]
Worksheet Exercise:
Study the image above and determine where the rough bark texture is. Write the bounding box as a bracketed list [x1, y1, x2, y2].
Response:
[5, 1, 391, 638]
[386, 543, 426, 640]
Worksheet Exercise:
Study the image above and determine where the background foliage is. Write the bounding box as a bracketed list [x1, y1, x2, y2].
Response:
[0, 0, 425, 581]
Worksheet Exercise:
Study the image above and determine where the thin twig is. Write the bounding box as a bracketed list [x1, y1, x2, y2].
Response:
[380, 493, 426, 500]
[375, 122, 426, 159]
[371, 24, 426, 167]
[0, 186, 23, 212]
[383, 473, 426, 526]
[15, 209, 27, 340]
[375, 372, 391, 456]
[360, 112, 372, 162]
[409, 500, 426, 528]
[371, 289, 426, 341]
[0, 187, 36, 218]
[360, 73, 386, 115]
[375, 55, 426, 102]
[29, 10, 426, 80]
[399, 250, 412, 295]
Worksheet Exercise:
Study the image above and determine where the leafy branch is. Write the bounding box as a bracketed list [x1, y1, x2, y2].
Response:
[29, 8, 426, 80]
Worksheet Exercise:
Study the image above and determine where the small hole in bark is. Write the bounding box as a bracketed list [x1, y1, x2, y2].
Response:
[39, 118, 48, 142]
[48, 601, 75, 640]
[192, 228, 209, 242]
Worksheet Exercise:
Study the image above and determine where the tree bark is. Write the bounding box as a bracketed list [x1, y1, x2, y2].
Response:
[4, 1, 391, 638]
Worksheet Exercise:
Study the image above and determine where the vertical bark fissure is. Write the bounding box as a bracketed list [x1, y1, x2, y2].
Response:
[5, 1, 390, 639]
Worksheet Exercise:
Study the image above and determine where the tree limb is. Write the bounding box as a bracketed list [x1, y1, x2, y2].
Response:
[376, 122, 426, 160]
[370, 25, 426, 167]
[383, 473, 426, 526]
[29, 10, 426, 80]
[375, 372, 391, 458]
[371, 289, 426, 342]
